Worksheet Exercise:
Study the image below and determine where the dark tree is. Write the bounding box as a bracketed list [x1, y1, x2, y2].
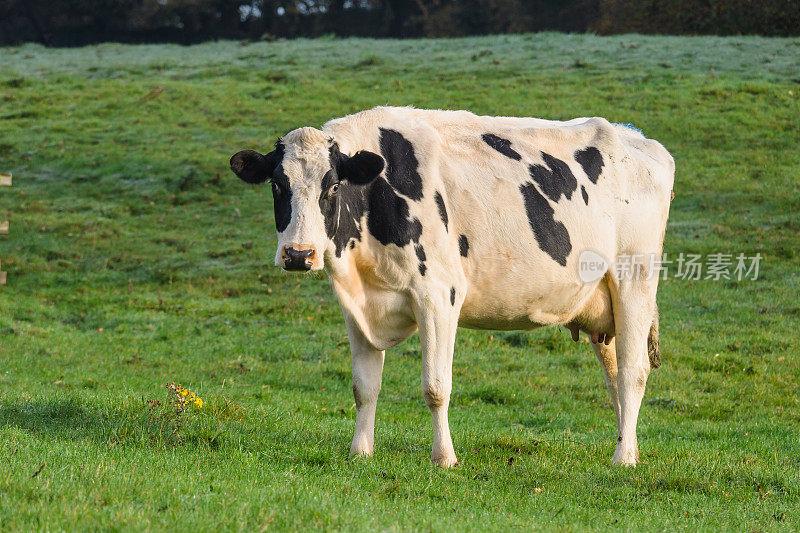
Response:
[0, 0, 797, 46]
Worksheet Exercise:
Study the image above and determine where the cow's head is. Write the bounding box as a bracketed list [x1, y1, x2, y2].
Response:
[230, 127, 384, 271]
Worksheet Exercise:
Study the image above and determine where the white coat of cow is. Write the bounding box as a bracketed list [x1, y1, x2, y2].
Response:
[230, 106, 675, 466]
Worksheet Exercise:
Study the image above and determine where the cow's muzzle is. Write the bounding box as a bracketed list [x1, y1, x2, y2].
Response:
[281, 244, 316, 271]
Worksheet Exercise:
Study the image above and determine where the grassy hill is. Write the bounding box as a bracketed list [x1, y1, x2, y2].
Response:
[0, 33, 798, 530]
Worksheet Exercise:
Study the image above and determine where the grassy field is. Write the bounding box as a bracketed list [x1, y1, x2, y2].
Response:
[0, 33, 799, 530]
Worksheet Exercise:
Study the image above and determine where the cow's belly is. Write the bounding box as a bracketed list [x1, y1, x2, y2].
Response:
[458, 272, 587, 330]
[456, 230, 615, 330]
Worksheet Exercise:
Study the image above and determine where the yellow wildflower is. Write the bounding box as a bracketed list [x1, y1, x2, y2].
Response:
[166, 382, 203, 410]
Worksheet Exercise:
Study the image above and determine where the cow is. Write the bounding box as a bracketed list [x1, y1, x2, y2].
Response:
[230, 106, 674, 467]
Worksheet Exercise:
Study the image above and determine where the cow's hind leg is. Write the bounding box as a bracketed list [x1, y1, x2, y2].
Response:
[414, 287, 460, 467]
[611, 275, 658, 466]
[648, 305, 661, 369]
[345, 315, 385, 457]
[574, 276, 622, 430]
[592, 338, 621, 432]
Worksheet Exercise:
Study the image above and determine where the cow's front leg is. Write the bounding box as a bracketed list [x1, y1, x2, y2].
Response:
[345, 314, 385, 457]
[414, 290, 459, 467]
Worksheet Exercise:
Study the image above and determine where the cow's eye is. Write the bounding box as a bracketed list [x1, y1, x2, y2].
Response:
[329, 183, 340, 196]
[271, 182, 280, 195]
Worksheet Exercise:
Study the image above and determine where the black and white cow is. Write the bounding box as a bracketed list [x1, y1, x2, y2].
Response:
[230, 106, 674, 466]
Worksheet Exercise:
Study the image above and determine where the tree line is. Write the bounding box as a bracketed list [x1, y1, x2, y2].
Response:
[1, 0, 797, 46]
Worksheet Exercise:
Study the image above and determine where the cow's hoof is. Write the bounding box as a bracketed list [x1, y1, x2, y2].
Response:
[350, 450, 373, 459]
[612, 457, 638, 467]
[612, 445, 640, 466]
[432, 453, 459, 468]
[349, 441, 374, 458]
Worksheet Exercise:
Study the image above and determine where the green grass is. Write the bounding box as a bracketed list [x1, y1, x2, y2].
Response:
[0, 32, 799, 530]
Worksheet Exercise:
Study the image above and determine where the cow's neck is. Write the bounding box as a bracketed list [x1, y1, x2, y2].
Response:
[324, 242, 414, 350]
[325, 243, 373, 304]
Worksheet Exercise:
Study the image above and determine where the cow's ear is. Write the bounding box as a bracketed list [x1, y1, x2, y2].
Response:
[338, 151, 384, 185]
[230, 149, 280, 184]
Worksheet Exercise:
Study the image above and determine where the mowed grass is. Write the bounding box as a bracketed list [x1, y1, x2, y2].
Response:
[0, 33, 799, 530]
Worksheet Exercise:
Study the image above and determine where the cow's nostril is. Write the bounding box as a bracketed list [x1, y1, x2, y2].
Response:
[282, 245, 316, 271]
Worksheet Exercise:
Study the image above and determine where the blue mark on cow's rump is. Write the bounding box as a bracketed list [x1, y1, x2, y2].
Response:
[614, 122, 644, 136]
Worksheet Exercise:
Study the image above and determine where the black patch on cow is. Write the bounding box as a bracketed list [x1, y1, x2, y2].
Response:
[519, 183, 572, 266]
[415, 244, 427, 276]
[574, 147, 604, 184]
[434, 191, 448, 230]
[450, 287, 456, 306]
[320, 171, 422, 254]
[379, 128, 423, 201]
[528, 153, 578, 203]
[459, 234, 469, 257]
[271, 162, 292, 233]
[315, 137, 425, 258]
[321, 142, 426, 257]
[319, 168, 367, 256]
[415, 244, 426, 262]
[366, 177, 423, 248]
[319, 147, 371, 256]
[482, 133, 521, 161]
[581, 185, 589, 205]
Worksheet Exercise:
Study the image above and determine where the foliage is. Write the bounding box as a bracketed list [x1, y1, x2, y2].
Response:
[1, 0, 799, 45]
[0, 33, 799, 529]
[595, 0, 800, 37]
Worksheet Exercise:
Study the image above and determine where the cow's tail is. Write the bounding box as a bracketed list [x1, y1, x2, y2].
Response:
[648, 305, 661, 369]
